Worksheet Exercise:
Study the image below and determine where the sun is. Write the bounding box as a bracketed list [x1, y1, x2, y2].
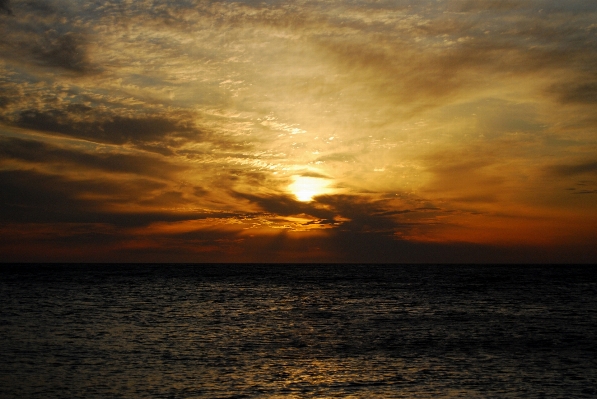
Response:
[289, 176, 331, 202]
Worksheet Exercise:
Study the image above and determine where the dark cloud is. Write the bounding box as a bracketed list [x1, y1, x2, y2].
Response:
[0, 169, 159, 224]
[0, 0, 12, 15]
[0, 0, 11, 15]
[299, 171, 331, 178]
[193, 186, 209, 197]
[135, 142, 176, 156]
[323, 229, 595, 264]
[2, 220, 594, 263]
[0, 1, 96, 74]
[0, 167, 594, 262]
[66, 103, 93, 113]
[547, 161, 597, 177]
[377, 209, 412, 216]
[0, 168, 241, 227]
[100, 116, 195, 144]
[15, 109, 75, 135]
[575, 190, 597, 195]
[139, 191, 187, 206]
[14, 108, 199, 146]
[20, 0, 56, 14]
[452, 0, 524, 12]
[316, 195, 409, 233]
[32, 31, 90, 73]
[232, 191, 336, 221]
[235, 191, 420, 235]
[552, 82, 597, 104]
[0, 136, 187, 178]
[3, 220, 595, 263]
[0, 96, 10, 108]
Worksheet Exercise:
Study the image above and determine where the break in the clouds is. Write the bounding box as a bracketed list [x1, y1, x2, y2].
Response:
[1, 0, 596, 262]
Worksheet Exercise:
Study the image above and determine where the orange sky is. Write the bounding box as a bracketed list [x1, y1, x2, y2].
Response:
[1, 0, 596, 262]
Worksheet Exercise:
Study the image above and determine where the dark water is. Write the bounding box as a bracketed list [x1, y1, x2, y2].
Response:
[1, 264, 596, 398]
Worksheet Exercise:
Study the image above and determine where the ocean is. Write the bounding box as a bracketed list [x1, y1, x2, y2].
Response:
[1, 264, 596, 398]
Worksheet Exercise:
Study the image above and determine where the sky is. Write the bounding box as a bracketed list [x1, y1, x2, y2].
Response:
[1, 0, 596, 263]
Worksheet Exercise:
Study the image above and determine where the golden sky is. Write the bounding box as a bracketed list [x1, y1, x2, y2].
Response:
[1, 0, 596, 262]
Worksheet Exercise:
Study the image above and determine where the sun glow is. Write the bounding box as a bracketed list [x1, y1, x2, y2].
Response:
[289, 176, 331, 202]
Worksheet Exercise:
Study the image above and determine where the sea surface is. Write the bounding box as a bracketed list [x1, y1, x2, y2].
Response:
[1, 264, 596, 398]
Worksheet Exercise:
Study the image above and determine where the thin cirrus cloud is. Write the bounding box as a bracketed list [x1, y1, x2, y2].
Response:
[0, 0, 596, 262]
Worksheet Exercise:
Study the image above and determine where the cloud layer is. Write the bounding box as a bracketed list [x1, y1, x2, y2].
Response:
[1, 0, 596, 262]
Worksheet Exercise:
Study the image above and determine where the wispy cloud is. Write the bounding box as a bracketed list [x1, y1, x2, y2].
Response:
[546, 161, 597, 177]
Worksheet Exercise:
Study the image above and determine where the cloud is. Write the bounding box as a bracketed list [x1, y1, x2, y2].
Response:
[301, 1, 597, 123]
[552, 82, 597, 104]
[232, 191, 336, 221]
[0, 136, 187, 178]
[13, 108, 199, 147]
[0, 0, 596, 262]
[316, 194, 412, 233]
[0, 168, 161, 224]
[31, 31, 91, 73]
[299, 171, 331, 179]
[0, 0, 12, 15]
[0, 167, 251, 228]
[451, 0, 524, 13]
[0, 96, 10, 109]
[315, 152, 358, 163]
[2, 218, 594, 263]
[234, 191, 432, 237]
[547, 161, 597, 177]
[0, 1, 96, 74]
[422, 149, 505, 196]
